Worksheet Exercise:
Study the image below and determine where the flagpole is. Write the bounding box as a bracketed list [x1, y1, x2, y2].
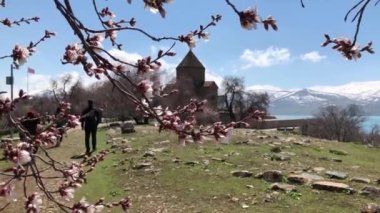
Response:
[27, 70, 29, 94]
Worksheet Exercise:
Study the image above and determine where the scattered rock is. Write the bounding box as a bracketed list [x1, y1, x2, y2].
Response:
[255, 170, 283, 183]
[270, 183, 297, 193]
[143, 151, 155, 158]
[246, 185, 254, 189]
[232, 170, 253, 178]
[202, 159, 210, 165]
[270, 146, 282, 153]
[271, 153, 290, 161]
[303, 139, 311, 143]
[325, 171, 348, 180]
[281, 151, 296, 156]
[230, 197, 239, 202]
[376, 179, 380, 185]
[351, 177, 371, 184]
[145, 168, 161, 174]
[293, 141, 306, 146]
[185, 161, 200, 166]
[121, 121, 135, 134]
[109, 122, 121, 128]
[246, 141, 259, 146]
[156, 140, 170, 145]
[149, 148, 167, 153]
[235, 140, 249, 145]
[360, 186, 380, 198]
[264, 191, 280, 203]
[111, 137, 123, 142]
[284, 137, 296, 143]
[258, 135, 267, 140]
[241, 203, 249, 209]
[211, 157, 225, 162]
[172, 158, 182, 163]
[319, 157, 330, 161]
[312, 181, 354, 194]
[351, 165, 360, 170]
[361, 203, 380, 213]
[312, 167, 326, 173]
[288, 173, 324, 185]
[106, 128, 121, 136]
[133, 162, 152, 170]
[122, 148, 134, 153]
[332, 158, 343, 163]
[329, 149, 348, 156]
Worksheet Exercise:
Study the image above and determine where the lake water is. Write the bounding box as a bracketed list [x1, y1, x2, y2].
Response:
[273, 115, 380, 133]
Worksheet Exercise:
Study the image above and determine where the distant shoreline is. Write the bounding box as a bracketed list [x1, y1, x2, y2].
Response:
[272, 114, 380, 133]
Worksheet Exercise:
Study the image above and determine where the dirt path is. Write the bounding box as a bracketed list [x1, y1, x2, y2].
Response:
[0, 128, 88, 213]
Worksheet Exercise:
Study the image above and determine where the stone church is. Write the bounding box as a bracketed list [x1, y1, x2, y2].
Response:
[162, 50, 218, 109]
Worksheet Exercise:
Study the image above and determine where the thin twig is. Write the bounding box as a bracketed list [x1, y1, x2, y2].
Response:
[0, 203, 10, 212]
[300, 0, 305, 8]
[23, 166, 29, 197]
[344, 0, 365, 21]
[225, 0, 240, 14]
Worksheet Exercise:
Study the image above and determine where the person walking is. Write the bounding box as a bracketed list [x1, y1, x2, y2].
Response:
[80, 100, 102, 155]
[19, 111, 40, 141]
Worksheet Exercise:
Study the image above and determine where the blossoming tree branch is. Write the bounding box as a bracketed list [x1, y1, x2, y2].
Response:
[0, 0, 378, 212]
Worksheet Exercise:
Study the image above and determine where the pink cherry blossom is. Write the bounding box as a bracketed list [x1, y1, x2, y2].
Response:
[18, 150, 31, 165]
[12, 45, 31, 66]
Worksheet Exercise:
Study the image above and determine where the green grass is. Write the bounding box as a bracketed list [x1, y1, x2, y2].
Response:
[71, 126, 380, 212]
[74, 131, 127, 203]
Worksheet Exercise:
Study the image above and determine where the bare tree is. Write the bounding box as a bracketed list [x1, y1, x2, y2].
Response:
[222, 76, 245, 121]
[364, 124, 380, 147]
[239, 92, 270, 119]
[51, 73, 75, 103]
[305, 104, 365, 142]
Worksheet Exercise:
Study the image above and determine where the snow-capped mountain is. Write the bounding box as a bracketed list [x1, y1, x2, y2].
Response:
[269, 88, 358, 115]
[245, 81, 380, 115]
[310, 81, 380, 102]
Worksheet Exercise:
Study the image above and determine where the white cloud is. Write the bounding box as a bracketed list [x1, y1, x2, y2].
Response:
[108, 48, 177, 85]
[240, 46, 291, 69]
[0, 70, 105, 99]
[24, 71, 104, 96]
[205, 70, 223, 87]
[108, 49, 142, 64]
[300, 51, 326, 62]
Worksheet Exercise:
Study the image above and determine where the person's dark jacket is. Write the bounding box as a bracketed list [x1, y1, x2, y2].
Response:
[21, 117, 40, 135]
[80, 107, 101, 129]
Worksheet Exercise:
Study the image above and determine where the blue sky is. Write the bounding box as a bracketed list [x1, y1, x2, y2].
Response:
[1, 0, 380, 94]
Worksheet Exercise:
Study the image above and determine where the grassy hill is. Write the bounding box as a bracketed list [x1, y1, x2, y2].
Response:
[1, 125, 379, 212]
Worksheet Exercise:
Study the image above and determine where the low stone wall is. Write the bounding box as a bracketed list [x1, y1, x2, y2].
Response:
[248, 118, 316, 130]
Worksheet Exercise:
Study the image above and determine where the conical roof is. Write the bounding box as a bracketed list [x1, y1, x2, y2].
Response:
[177, 50, 205, 69]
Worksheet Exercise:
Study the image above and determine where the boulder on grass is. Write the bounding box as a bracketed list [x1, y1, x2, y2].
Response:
[109, 122, 121, 128]
[231, 170, 253, 178]
[255, 170, 283, 183]
[312, 181, 354, 194]
[361, 203, 380, 213]
[288, 173, 324, 185]
[121, 121, 135, 134]
[360, 186, 380, 198]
